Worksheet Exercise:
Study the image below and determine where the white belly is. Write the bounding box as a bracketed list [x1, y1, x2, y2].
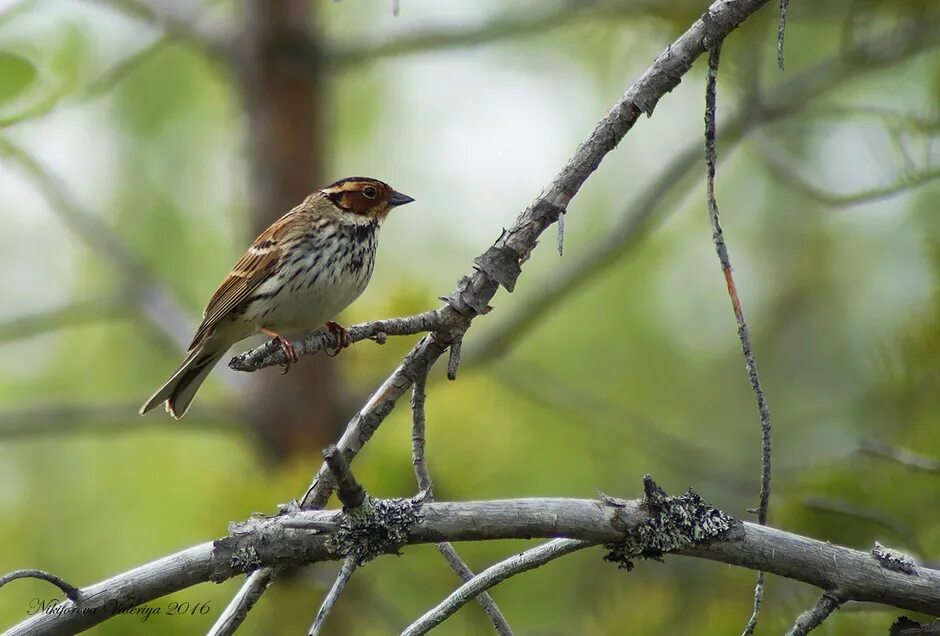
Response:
[241, 235, 376, 335]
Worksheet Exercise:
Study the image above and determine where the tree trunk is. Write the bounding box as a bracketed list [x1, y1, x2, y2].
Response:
[235, 0, 345, 459]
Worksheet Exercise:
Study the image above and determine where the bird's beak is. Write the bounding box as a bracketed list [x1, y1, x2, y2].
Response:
[387, 190, 415, 207]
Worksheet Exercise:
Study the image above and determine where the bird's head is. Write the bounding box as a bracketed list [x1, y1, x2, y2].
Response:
[320, 177, 415, 222]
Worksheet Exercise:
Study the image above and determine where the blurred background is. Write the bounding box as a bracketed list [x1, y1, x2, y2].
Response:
[0, 0, 939, 634]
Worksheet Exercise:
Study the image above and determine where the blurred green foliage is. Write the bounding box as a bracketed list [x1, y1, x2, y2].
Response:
[0, 1, 938, 634]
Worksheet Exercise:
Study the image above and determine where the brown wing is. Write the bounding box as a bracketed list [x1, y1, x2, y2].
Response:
[188, 215, 292, 349]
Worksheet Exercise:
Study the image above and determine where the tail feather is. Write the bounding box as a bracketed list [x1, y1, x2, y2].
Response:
[140, 348, 224, 419]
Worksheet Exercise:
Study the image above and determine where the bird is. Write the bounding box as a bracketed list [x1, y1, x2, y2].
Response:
[140, 176, 415, 419]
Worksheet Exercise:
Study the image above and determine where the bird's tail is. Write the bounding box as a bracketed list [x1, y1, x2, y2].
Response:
[139, 346, 225, 419]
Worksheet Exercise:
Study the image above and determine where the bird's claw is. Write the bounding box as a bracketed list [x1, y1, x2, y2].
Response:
[260, 327, 298, 374]
[325, 321, 351, 357]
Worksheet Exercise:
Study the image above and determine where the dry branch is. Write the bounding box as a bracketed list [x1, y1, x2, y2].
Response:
[6, 490, 940, 635]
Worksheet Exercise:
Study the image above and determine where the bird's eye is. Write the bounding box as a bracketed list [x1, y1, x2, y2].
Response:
[362, 186, 378, 199]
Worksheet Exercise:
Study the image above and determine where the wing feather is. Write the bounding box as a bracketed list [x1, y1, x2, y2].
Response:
[188, 215, 295, 349]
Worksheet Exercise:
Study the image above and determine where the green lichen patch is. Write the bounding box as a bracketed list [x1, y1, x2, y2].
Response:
[604, 475, 737, 571]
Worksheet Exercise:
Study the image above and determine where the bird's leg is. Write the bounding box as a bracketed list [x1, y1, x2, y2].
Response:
[259, 326, 298, 374]
[325, 321, 351, 357]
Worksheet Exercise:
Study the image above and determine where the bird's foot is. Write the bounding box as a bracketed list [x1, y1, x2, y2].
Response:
[260, 327, 298, 374]
[325, 321, 351, 357]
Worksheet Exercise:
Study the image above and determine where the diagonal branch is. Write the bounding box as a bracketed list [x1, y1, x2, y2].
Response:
[410, 372, 513, 634]
[0, 297, 129, 343]
[463, 16, 940, 368]
[784, 592, 843, 636]
[401, 539, 589, 636]
[89, 0, 232, 59]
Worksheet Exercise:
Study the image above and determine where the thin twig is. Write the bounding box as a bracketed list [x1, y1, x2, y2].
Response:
[230, 310, 440, 372]
[804, 497, 923, 554]
[331, 0, 655, 68]
[777, 0, 789, 70]
[410, 372, 513, 635]
[858, 439, 940, 474]
[446, 338, 462, 381]
[309, 556, 357, 636]
[323, 445, 366, 509]
[784, 592, 842, 636]
[411, 372, 432, 493]
[401, 539, 590, 636]
[90, 0, 232, 58]
[704, 43, 774, 636]
[205, 569, 276, 636]
[0, 297, 129, 343]
[760, 143, 940, 207]
[0, 403, 242, 440]
[0, 569, 81, 602]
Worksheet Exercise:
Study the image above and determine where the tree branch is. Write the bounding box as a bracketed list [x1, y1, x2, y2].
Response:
[0, 297, 129, 343]
[6, 490, 940, 635]
[330, 0, 659, 69]
[784, 592, 842, 636]
[410, 372, 513, 634]
[309, 556, 357, 636]
[463, 16, 940, 367]
[858, 439, 940, 474]
[704, 40, 774, 636]
[401, 539, 588, 636]
[90, 0, 232, 59]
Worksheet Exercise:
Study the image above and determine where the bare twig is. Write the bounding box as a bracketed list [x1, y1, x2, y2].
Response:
[330, 0, 657, 68]
[410, 372, 512, 635]
[858, 439, 940, 474]
[205, 569, 275, 636]
[401, 539, 590, 636]
[89, 0, 232, 59]
[0, 403, 242, 439]
[0, 569, 81, 602]
[7, 492, 940, 635]
[804, 497, 923, 554]
[446, 338, 462, 381]
[309, 556, 357, 636]
[760, 143, 940, 207]
[777, 0, 789, 70]
[704, 43, 774, 636]
[230, 310, 441, 372]
[0, 297, 129, 343]
[410, 372, 432, 493]
[784, 593, 842, 636]
[323, 444, 366, 509]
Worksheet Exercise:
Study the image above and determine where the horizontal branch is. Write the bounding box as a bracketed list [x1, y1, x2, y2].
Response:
[90, 0, 232, 59]
[330, 0, 657, 68]
[7, 493, 940, 635]
[229, 310, 441, 372]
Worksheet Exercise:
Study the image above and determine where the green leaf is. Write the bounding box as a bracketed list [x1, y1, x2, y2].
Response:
[0, 51, 36, 107]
